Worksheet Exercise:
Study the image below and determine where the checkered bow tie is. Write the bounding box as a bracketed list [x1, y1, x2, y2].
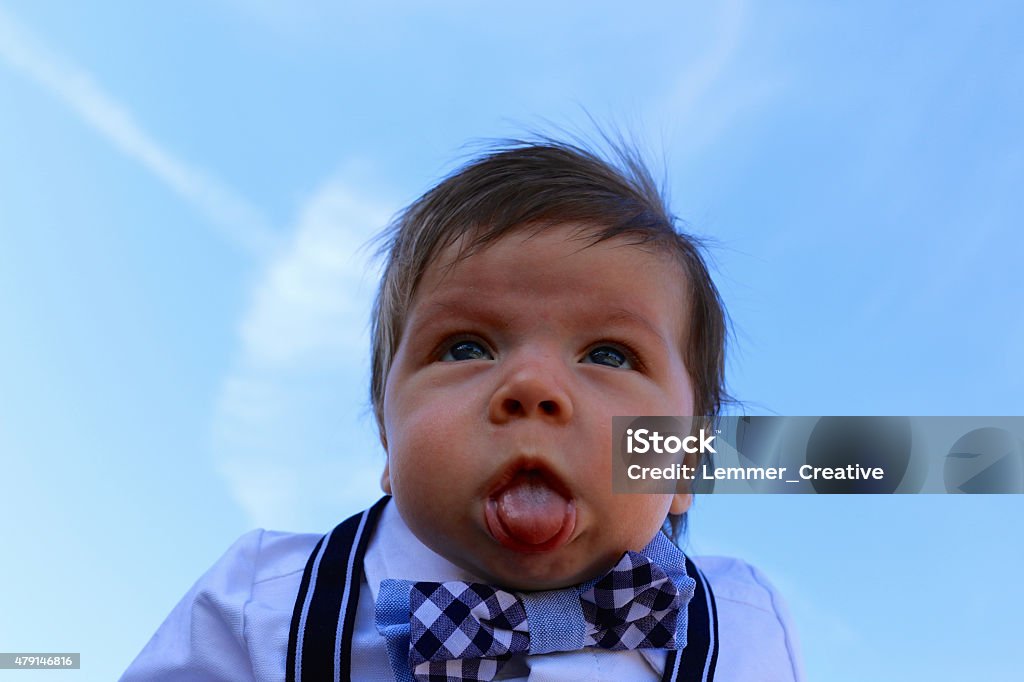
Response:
[403, 551, 685, 682]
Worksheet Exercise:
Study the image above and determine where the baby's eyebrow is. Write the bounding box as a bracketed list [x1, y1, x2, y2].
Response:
[415, 300, 517, 328]
[602, 307, 672, 349]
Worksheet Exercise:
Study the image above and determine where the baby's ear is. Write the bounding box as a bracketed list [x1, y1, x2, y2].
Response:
[380, 458, 393, 495]
[669, 493, 692, 515]
[378, 430, 393, 494]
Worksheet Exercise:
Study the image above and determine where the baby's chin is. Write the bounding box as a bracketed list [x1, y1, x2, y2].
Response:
[446, 542, 623, 592]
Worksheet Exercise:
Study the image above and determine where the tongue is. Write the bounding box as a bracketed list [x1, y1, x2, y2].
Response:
[495, 475, 570, 545]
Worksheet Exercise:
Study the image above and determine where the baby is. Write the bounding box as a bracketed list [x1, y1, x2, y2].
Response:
[124, 140, 804, 681]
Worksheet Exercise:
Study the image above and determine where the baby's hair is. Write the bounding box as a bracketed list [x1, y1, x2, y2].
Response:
[370, 136, 729, 539]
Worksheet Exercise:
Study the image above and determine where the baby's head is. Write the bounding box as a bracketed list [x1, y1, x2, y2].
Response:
[370, 140, 726, 589]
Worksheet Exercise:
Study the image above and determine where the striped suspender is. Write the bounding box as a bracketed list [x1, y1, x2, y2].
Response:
[287, 495, 390, 682]
[287, 497, 718, 682]
[661, 556, 720, 682]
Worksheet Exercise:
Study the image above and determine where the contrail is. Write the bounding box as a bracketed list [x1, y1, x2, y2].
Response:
[0, 5, 279, 257]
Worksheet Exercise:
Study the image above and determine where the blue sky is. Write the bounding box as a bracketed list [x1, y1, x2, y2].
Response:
[1, 1, 1021, 679]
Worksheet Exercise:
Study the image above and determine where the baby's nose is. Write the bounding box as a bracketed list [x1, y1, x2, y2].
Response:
[488, 357, 574, 424]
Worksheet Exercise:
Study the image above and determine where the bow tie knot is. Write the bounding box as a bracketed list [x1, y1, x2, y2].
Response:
[399, 550, 689, 681]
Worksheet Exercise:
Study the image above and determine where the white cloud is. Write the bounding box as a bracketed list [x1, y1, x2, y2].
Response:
[665, 0, 746, 121]
[212, 177, 394, 529]
[655, 0, 783, 155]
[0, 6, 396, 528]
[0, 5, 278, 257]
[240, 182, 390, 369]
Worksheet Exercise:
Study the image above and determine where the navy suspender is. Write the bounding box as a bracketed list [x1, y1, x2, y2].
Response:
[287, 497, 718, 682]
[287, 496, 389, 682]
[661, 557, 720, 682]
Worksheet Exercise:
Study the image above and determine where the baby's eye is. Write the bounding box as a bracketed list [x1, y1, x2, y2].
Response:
[583, 345, 633, 369]
[441, 339, 493, 362]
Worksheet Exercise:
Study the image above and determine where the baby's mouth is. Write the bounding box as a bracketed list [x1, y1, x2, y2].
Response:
[484, 466, 576, 552]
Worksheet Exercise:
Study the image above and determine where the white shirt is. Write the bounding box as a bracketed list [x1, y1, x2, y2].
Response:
[123, 504, 804, 681]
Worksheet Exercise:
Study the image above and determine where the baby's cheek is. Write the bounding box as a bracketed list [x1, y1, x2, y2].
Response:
[613, 496, 674, 549]
[389, 419, 481, 508]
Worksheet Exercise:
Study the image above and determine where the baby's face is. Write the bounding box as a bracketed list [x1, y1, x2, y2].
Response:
[380, 224, 694, 590]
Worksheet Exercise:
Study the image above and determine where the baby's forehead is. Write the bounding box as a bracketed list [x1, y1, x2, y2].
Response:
[427, 223, 687, 283]
[411, 224, 692, 331]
